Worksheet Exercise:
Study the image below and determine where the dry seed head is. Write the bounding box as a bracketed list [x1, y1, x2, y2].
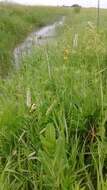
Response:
[73, 33, 78, 48]
[30, 103, 36, 113]
[26, 88, 31, 108]
[12, 149, 17, 156]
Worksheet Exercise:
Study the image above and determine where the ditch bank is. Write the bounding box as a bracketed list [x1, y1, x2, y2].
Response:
[13, 17, 65, 69]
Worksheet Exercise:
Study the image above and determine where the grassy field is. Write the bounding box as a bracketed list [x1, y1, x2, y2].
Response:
[0, 3, 67, 76]
[1, 5, 107, 190]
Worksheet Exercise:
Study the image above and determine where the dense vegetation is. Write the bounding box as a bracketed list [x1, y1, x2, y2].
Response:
[1, 4, 107, 190]
[0, 3, 67, 76]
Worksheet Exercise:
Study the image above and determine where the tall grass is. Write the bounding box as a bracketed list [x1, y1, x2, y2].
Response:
[0, 7, 107, 190]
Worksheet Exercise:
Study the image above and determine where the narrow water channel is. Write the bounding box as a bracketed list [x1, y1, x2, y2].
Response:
[13, 17, 65, 68]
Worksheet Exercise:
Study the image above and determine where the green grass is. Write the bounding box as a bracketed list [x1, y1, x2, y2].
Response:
[1, 6, 107, 190]
[0, 3, 67, 76]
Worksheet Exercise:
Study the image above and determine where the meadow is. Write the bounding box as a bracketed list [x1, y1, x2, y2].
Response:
[1, 4, 107, 190]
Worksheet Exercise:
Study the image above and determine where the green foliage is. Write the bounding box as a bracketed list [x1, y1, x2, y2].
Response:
[38, 124, 68, 189]
[1, 6, 107, 190]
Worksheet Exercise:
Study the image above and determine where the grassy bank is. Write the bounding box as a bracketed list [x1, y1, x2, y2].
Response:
[0, 3, 67, 76]
[1, 7, 107, 190]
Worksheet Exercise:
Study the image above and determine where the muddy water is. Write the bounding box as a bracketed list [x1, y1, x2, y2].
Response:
[13, 17, 65, 68]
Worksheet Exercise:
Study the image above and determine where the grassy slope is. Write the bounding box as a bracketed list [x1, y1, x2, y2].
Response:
[0, 3, 67, 76]
[1, 7, 107, 190]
